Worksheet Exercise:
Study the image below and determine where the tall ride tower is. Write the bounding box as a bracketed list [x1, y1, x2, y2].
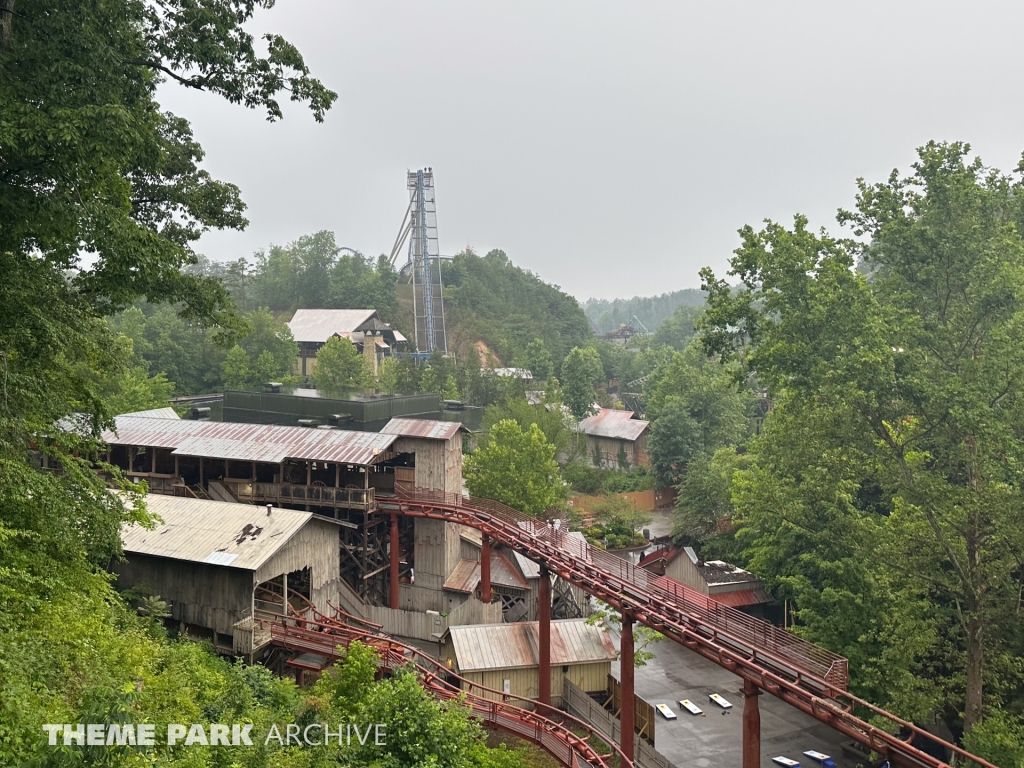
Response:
[389, 169, 447, 354]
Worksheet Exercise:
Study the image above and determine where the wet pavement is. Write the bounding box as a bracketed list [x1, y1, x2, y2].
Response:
[609, 634, 861, 768]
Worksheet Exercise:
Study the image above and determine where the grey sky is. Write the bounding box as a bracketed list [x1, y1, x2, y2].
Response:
[159, 1, 1024, 301]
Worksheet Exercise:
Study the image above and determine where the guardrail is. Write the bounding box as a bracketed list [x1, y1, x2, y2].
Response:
[385, 485, 997, 768]
[223, 480, 375, 510]
[268, 613, 623, 768]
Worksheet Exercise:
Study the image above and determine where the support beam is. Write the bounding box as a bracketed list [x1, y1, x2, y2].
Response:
[174, 454, 179, 481]
[620, 614, 635, 760]
[389, 514, 400, 609]
[480, 534, 491, 604]
[281, 574, 289, 616]
[538, 565, 551, 707]
[743, 678, 761, 768]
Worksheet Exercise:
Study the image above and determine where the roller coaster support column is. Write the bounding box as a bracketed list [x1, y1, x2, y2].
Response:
[389, 514, 400, 610]
[480, 534, 491, 603]
[743, 678, 761, 768]
[539, 565, 551, 706]
[620, 614, 635, 761]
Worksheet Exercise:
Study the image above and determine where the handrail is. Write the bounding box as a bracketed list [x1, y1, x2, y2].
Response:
[268, 614, 623, 768]
[385, 485, 997, 768]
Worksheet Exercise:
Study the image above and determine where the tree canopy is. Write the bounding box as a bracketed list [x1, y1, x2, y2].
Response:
[700, 141, 1024, 757]
[463, 420, 567, 517]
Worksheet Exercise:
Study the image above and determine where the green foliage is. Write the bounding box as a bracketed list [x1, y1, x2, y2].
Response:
[482, 393, 574, 456]
[672, 448, 750, 561]
[651, 303, 704, 351]
[563, 464, 655, 495]
[521, 338, 554, 382]
[645, 340, 754, 485]
[583, 289, 705, 335]
[312, 336, 373, 391]
[701, 141, 1024, 749]
[586, 602, 663, 666]
[582, 496, 652, 549]
[441, 249, 592, 371]
[464, 420, 567, 517]
[561, 347, 604, 420]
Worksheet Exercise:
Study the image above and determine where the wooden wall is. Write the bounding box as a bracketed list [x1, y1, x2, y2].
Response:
[366, 595, 502, 642]
[664, 552, 706, 593]
[391, 435, 462, 494]
[115, 555, 253, 637]
[254, 517, 342, 614]
[451, 661, 612, 708]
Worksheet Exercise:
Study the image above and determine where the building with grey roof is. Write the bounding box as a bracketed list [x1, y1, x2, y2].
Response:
[578, 408, 650, 469]
[116, 494, 344, 655]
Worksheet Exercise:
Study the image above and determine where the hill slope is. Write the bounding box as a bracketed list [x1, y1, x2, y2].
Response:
[583, 288, 705, 334]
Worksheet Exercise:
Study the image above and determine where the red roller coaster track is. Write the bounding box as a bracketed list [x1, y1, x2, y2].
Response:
[262, 593, 626, 768]
[375, 486, 996, 768]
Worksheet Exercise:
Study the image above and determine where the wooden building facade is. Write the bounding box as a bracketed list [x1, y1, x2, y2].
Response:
[440, 620, 617, 707]
[115, 495, 343, 654]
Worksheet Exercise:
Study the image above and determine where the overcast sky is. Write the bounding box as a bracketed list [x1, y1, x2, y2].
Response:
[158, 1, 1024, 301]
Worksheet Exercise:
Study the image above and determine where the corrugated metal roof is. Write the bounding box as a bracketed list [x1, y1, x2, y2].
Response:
[118, 407, 180, 420]
[709, 588, 773, 608]
[393, 330, 408, 343]
[287, 309, 377, 343]
[444, 559, 480, 593]
[444, 552, 530, 593]
[380, 418, 465, 441]
[120, 494, 317, 571]
[446, 619, 617, 672]
[513, 531, 587, 579]
[578, 408, 650, 441]
[102, 415, 397, 465]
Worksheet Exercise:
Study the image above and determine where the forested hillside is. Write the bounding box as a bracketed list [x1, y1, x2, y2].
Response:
[583, 288, 705, 334]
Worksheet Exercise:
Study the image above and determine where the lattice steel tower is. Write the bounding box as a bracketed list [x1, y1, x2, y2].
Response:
[389, 169, 447, 354]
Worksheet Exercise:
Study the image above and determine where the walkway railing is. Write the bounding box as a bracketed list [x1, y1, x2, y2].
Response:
[384, 485, 997, 768]
[268, 612, 623, 768]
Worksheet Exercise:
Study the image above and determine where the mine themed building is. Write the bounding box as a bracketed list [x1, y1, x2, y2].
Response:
[96, 409, 586, 649]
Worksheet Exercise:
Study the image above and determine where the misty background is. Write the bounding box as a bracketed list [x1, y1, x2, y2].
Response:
[156, 1, 1024, 300]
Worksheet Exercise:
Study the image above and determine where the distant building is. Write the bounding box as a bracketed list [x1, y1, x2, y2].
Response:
[440, 619, 617, 707]
[599, 324, 641, 347]
[578, 408, 650, 469]
[490, 367, 533, 382]
[287, 309, 407, 377]
[638, 545, 772, 615]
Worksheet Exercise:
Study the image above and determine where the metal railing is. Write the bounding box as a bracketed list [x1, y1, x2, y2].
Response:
[223, 479, 375, 510]
[268, 612, 620, 768]
[384, 485, 997, 768]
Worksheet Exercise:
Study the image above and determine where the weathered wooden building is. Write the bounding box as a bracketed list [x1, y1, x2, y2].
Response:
[578, 409, 650, 469]
[286, 309, 407, 377]
[440, 619, 617, 707]
[116, 494, 342, 654]
[639, 545, 772, 615]
[100, 412, 500, 641]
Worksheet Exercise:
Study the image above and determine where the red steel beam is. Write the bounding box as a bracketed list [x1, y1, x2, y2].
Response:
[743, 678, 760, 768]
[380, 493, 999, 768]
[480, 533, 491, 604]
[620, 613, 635, 761]
[389, 513, 400, 610]
[538, 564, 551, 707]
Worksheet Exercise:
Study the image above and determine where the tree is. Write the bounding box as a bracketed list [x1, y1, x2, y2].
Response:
[672, 448, 751, 561]
[522, 338, 553, 382]
[561, 347, 604, 420]
[644, 341, 753, 485]
[238, 307, 298, 375]
[464, 420, 567, 517]
[587, 601, 663, 666]
[700, 141, 1024, 743]
[312, 336, 372, 391]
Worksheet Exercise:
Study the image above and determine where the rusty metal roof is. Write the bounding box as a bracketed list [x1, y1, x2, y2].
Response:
[103, 415, 397, 465]
[380, 418, 465, 441]
[709, 588, 773, 607]
[287, 309, 378, 343]
[118, 406, 180, 420]
[443, 551, 530, 593]
[120, 494, 318, 571]
[578, 408, 650, 442]
[443, 559, 480, 593]
[445, 619, 617, 672]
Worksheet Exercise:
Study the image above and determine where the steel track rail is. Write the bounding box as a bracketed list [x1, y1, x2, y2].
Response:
[380, 488, 997, 768]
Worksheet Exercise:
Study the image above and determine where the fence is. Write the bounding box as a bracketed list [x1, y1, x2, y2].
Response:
[564, 680, 673, 768]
